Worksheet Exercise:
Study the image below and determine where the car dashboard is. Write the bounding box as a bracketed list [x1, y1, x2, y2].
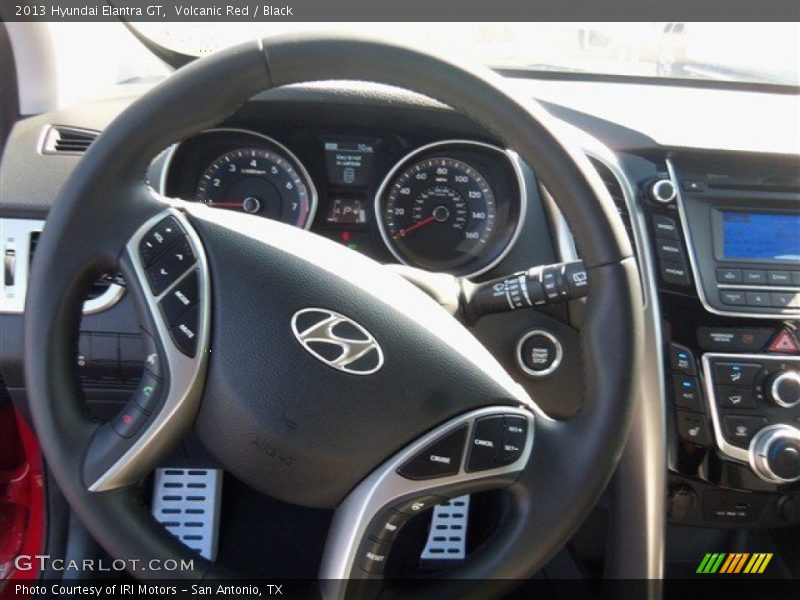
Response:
[1, 74, 799, 579]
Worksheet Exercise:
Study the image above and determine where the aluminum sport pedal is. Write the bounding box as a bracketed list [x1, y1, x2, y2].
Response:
[420, 494, 469, 562]
[151, 467, 222, 560]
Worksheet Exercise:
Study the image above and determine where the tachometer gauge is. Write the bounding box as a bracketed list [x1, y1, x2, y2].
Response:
[376, 141, 525, 277]
[194, 140, 316, 229]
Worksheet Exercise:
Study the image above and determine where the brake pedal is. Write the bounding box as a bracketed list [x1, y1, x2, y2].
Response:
[420, 494, 469, 562]
[151, 468, 222, 560]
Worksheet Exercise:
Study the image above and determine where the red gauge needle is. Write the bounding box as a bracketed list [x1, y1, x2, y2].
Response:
[395, 215, 436, 238]
[207, 201, 243, 208]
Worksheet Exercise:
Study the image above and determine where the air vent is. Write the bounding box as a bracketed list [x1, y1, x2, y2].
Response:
[41, 125, 98, 155]
[588, 156, 634, 244]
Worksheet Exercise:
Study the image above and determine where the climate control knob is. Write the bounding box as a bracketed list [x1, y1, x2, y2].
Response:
[749, 425, 800, 484]
[769, 371, 800, 408]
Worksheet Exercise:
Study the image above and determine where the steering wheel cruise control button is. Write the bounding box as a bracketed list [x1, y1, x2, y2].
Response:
[160, 269, 200, 325]
[498, 415, 528, 466]
[170, 304, 200, 357]
[397, 425, 467, 480]
[112, 402, 149, 438]
[139, 216, 184, 265]
[466, 415, 504, 471]
[145, 236, 196, 295]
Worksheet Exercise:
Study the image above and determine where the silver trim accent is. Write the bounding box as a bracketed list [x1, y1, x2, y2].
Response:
[771, 371, 800, 408]
[667, 159, 800, 320]
[579, 150, 666, 583]
[0, 218, 123, 314]
[88, 209, 211, 492]
[158, 127, 318, 230]
[374, 140, 527, 279]
[700, 352, 800, 465]
[291, 308, 384, 375]
[718, 283, 800, 292]
[650, 179, 676, 204]
[319, 405, 533, 591]
[749, 424, 800, 483]
[515, 329, 562, 378]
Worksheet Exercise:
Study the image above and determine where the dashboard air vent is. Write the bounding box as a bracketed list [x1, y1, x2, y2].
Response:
[588, 156, 634, 244]
[41, 125, 99, 155]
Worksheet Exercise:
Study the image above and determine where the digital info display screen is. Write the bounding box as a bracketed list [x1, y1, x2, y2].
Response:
[722, 211, 800, 262]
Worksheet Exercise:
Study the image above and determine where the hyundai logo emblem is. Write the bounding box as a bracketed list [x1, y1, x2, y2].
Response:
[291, 308, 384, 375]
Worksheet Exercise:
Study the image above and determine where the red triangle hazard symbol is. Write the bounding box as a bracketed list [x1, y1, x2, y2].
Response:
[769, 330, 800, 353]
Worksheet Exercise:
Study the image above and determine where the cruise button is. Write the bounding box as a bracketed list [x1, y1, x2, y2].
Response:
[397, 425, 467, 480]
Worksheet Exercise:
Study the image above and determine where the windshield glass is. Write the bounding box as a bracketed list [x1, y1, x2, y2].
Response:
[132, 22, 800, 86]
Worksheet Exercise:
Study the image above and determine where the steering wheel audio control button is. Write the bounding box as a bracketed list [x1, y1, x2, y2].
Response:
[141, 329, 163, 379]
[466, 416, 504, 471]
[170, 304, 200, 357]
[112, 402, 149, 438]
[397, 425, 467, 480]
[139, 216, 184, 265]
[145, 237, 196, 295]
[132, 371, 163, 414]
[160, 269, 199, 325]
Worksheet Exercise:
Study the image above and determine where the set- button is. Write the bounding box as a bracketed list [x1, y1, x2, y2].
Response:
[466, 415, 527, 471]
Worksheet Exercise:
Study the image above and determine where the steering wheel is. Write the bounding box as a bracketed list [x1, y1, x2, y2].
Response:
[25, 34, 642, 597]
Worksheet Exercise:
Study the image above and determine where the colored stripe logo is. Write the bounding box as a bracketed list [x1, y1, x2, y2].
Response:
[697, 553, 773, 574]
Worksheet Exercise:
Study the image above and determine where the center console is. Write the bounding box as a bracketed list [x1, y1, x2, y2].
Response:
[641, 153, 800, 527]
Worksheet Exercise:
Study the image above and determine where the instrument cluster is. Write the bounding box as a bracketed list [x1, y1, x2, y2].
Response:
[161, 128, 526, 278]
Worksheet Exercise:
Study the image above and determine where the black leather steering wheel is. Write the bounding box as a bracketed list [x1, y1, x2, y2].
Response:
[25, 34, 642, 597]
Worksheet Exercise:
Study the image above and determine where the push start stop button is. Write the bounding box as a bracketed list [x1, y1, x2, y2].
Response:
[516, 330, 562, 377]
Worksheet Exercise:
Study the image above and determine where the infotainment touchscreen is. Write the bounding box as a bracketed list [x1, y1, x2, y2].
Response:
[722, 211, 800, 262]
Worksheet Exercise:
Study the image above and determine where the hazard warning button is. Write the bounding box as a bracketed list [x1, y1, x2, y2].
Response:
[769, 330, 800, 354]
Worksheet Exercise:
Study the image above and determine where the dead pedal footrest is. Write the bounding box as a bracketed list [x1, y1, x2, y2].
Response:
[420, 494, 469, 563]
[151, 467, 222, 560]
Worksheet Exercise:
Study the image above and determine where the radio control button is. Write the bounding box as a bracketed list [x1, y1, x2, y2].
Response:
[771, 292, 800, 309]
[716, 268, 742, 284]
[652, 215, 679, 240]
[713, 362, 762, 386]
[768, 271, 792, 285]
[746, 291, 771, 307]
[656, 239, 685, 262]
[720, 290, 746, 306]
[742, 270, 767, 285]
[660, 262, 691, 286]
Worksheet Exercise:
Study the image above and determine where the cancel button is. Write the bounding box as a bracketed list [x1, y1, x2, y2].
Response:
[517, 330, 562, 378]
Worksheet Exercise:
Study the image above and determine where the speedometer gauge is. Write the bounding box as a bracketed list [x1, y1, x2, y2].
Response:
[376, 141, 525, 277]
